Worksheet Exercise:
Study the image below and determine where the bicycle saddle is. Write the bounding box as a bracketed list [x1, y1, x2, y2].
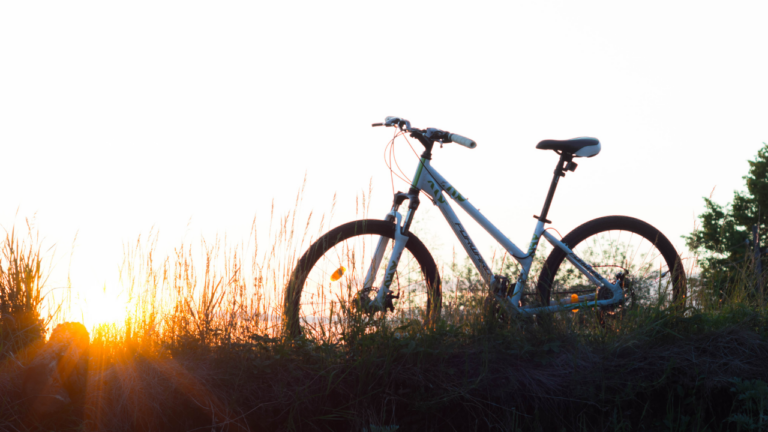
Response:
[536, 137, 601, 158]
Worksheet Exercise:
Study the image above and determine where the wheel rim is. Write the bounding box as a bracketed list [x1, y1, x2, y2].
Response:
[545, 229, 684, 312]
[298, 233, 431, 338]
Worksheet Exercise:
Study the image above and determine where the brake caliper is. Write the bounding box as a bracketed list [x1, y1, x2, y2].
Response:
[383, 291, 400, 313]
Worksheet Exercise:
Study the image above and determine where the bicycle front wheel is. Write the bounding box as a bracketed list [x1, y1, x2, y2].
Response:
[536, 216, 686, 313]
[283, 219, 441, 339]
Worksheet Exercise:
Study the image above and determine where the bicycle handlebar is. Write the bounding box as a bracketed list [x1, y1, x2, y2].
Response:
[372, 116, 477, 149]
[448, 133, 477, 149]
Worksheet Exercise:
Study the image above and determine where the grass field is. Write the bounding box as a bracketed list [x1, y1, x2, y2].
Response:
[2, 200, 768, 431]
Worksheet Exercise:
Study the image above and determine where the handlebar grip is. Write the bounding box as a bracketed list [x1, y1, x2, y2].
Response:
[449, 133, 477, 149]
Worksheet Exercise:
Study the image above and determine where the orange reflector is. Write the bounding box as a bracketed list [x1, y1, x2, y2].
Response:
[330, 266, 346, 282]
[570, 294, 579, 313]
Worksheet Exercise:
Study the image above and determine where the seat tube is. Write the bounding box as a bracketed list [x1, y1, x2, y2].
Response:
[536, 153, 571, 224]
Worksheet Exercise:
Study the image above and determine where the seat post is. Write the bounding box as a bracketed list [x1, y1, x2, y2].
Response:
[535, 153, 574, 224]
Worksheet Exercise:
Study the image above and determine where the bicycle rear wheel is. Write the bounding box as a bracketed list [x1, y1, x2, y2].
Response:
[536, 216, 686, 314]
[283, 219, 441, 339]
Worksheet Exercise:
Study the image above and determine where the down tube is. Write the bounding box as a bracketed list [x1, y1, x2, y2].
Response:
[422, 166, 545, 307]
[433, 198, 494, 287]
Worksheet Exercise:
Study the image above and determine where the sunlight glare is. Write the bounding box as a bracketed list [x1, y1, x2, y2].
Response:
[74, 285, 129, 330]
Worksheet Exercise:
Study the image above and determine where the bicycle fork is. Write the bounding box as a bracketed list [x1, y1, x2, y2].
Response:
[362, 192, 418, 313]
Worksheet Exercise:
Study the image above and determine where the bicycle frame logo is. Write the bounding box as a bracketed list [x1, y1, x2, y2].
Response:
[527, 233, 540, 254]
[426, 180, 447, 204]
[455, 222, 492, 277]
[383, 260, 397, 289]
[426, 180, 467, 204]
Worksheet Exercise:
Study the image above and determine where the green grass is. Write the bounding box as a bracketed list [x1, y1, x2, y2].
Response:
[2, 193, 768, 431]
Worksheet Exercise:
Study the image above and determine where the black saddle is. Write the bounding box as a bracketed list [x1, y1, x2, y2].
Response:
[536, 137, 601, 158]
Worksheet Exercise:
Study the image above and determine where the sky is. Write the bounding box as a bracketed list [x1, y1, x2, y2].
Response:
[1, 1, 767, 326]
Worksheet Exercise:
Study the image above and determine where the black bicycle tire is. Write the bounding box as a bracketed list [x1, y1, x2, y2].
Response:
[536, 216, 686, 309]
[283, 219, 441, 338]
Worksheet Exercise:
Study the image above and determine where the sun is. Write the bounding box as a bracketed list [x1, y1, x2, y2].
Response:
[76, 285, 129, 330]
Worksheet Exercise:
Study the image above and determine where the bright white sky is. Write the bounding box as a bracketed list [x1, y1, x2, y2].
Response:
[1, 2, 766, 326]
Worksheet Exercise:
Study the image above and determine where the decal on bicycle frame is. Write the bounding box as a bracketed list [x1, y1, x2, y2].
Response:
[425, 180, 446, 204]
[527, 232, 540, 255]
[455, 222, 493, 277]
[383, 259, 397, 289]
[425, 180, 467, 204]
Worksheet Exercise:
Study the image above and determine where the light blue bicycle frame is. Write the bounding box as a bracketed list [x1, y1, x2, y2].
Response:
[366, 157, 626, 315]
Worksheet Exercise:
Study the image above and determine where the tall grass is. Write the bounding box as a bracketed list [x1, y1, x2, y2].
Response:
[2, 191, 768, 431]
[0, 221, 59, 353]
[112, 180, 330, 352]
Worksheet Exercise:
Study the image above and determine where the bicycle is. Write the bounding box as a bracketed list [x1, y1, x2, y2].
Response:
[283, 116, 686, 338]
